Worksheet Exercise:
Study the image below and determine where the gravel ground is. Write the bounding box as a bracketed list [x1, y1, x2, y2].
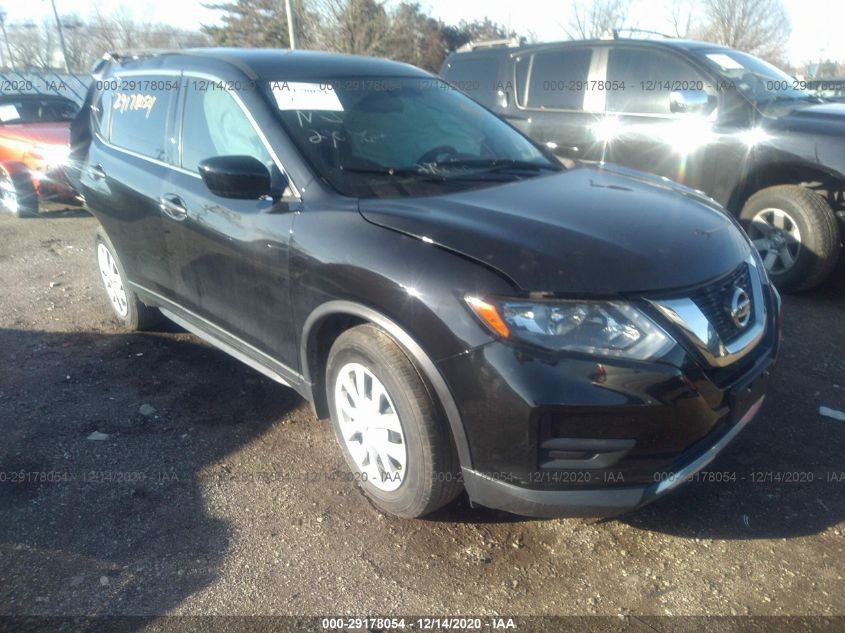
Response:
[0, 206, 844, 623]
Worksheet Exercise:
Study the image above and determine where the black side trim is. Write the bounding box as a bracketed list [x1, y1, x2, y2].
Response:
[131, 283, 309, 399]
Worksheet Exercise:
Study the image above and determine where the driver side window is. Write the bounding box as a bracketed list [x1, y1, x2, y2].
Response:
[181, 84, 272, 172]
[606, 48, 710, 115]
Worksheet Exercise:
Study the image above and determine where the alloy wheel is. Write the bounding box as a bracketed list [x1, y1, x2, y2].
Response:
[748, 207, 802, 274]
[333, 362, 407, 492]
[97, 243, 129, 318]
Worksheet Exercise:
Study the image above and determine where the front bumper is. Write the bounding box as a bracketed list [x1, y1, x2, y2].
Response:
[461, 393, 765, 518]
[437, 284, 780, 518]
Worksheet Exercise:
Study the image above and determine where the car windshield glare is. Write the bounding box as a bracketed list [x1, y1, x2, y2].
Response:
[697, 49, 813, 106]
[265, 77, 560, 197]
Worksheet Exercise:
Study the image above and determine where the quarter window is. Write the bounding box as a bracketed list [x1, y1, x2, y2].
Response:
[181, 85, 272, 172]
[109, 77, 176, 160]
[522, 48, 592, 110]
[606, 48, 707, 115]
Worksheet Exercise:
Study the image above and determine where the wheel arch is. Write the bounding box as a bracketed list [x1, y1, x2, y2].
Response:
[727, 161, 845, 214]
[300, 300, 474, 470]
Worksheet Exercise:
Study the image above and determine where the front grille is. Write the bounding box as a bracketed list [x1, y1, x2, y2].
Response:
[690, 263, 752, 344]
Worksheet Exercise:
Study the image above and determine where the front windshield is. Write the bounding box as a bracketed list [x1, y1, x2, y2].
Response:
[0, 97, 79, 125]
[265, 77, 560, 198]
[695, 49, 815, 106]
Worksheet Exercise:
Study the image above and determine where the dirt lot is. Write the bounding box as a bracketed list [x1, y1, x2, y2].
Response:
[1, 207, 844, 624]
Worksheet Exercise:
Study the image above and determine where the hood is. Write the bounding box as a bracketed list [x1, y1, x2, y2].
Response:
[359, 165, 751, 295]
[769, 102, 845, 136]
[0, 122, 71, 147]
[780, 102, 845, 122]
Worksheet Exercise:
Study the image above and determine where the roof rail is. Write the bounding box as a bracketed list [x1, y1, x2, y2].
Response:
[89, 49, 178, 77]
[102, 49, 178, 64]
[456, 36, 525, 53]
[610, 28, 676, 40]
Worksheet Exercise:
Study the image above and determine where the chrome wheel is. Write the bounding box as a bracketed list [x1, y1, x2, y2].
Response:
[0, 175, 18, 215]
[334, 362, 407, 492]
[748, 207, 802, 274]
[97, 243, 129, 318]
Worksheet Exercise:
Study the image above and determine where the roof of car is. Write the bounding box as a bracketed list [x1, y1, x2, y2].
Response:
[108, 48, 432, 80]
[444, 38, 730, 60]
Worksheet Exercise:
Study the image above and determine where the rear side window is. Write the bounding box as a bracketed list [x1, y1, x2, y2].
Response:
[181, 85, 271, 173]
[521, 48, 592, 110]
[109, 76, 177, 161]
[606, 48, 706, 115]
[442, 57, 499, 108]
[91, 89, 113, 139]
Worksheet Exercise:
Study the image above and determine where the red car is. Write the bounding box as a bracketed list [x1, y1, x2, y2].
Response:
[0, 94, 81, 217]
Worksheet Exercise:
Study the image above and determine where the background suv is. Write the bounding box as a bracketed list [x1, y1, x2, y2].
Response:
[69, 49, 779, 519]
[441, 37, 845, 291]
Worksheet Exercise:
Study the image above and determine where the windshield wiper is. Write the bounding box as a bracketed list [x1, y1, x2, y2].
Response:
[431, 158, 560, 172]
[336, 166, 433, 177]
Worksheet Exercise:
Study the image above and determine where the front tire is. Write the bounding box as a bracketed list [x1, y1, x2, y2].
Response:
[0, 165, 38, 217]
[326, 324, 463, 518]
[740, 185, 840, 292]
[95, 229, 161, 331]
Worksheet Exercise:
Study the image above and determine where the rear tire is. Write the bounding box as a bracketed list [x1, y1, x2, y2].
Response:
[95, 228, 162, 331]
[326, 324, 463, 518]
[0, 165, 39, 217]
[740, 185, 840, 292]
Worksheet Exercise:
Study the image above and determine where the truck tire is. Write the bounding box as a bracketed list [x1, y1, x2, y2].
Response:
[740, 185, 840, 292]
[0, 164, 39, 217]
[326, 324, 463, 518]
[95, 228, 162, 331]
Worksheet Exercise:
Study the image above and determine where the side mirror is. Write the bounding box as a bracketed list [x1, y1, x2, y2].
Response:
[669, 90, 716, 116]
[198, 155, 272, 199]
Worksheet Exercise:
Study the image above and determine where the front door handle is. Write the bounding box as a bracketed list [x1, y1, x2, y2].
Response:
[159, 194, 188, 221]
[89, 164, 107, 180]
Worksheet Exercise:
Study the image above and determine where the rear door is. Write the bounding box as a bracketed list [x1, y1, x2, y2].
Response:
[162, 78, 298, 365]
[80, 74, 179, 298]
[509, 46, 602, 161]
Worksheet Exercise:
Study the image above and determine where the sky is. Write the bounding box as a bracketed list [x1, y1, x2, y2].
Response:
[1, 0, 843, 66]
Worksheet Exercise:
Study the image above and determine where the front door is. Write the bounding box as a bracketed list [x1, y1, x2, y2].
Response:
[597, 46, 717, 193]
[163, 80, 298, 366]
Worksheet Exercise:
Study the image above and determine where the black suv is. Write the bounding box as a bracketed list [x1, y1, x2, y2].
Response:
[69, 49, 779, 519]
[441, 38, 845, 291]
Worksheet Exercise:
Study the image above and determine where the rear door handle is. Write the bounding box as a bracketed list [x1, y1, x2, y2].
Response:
[159, 194, 188, 221]
[89, 164, 107, 180]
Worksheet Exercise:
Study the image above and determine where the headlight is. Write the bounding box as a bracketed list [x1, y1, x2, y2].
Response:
[465, 296, 675, 360]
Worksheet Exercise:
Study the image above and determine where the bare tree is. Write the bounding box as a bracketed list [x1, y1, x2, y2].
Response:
[697, 0, 791, 65]
[386, 3, 445, 71]
[318, 0, 391, 57]
[668, 0, 695, 38]
[202, 0, 320, 49]
[566, 0, 631, 40]
[7, 19, 57, 70]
